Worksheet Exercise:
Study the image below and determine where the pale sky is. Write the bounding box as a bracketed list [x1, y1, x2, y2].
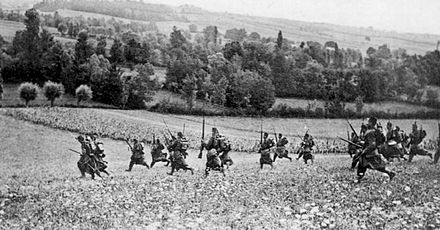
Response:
[145, 0, 440, 35]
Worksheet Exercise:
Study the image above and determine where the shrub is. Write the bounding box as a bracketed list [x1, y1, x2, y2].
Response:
[42, 81, 64, 107]
[75, 85, 93, 106]
[18, 82, 39, 107]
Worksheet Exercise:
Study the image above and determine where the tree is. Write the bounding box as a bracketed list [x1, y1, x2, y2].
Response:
[276, 30, 283, 49]
[42, 81, 64, 107]
[75, 31, 94, 64]
[18, 82, 39, 107]
[355, 96, 364, 114]
[249, 32, 261, 41]
[170, 26, 187, 49]
[96, 36, 107, 56]
[75, 84, 93, 106]
[426, 89, 439, 107]
[57, 23, 67, 36]
[223, 41, 243, 61]
[203, 25, 218, 45]
[109, 39, 125, 64]
[181, 74, 198, 110]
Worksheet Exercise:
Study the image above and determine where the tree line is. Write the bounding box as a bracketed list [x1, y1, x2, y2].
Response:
[1, 8, 439, 114]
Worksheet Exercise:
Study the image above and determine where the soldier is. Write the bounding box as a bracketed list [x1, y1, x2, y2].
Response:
[273, 133, 292, 162]
[259, 132, 275, 169]
[433, 136, 440, 164]
[150, 138, 170, 168]
[408, 122, 432, 162]
[76, 135, 102, 179]
[356, 117, 396, 183]
[204, 128, 233, 167]
[126, 139, 150, 171]
[296, 133, 315, 164]
[168, 132, 194, 175]
[205, 149, 225, 177]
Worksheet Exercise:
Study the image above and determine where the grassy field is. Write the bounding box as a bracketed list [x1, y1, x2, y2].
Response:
[1, 114, 440, 229]
[0, 20, 24, 42]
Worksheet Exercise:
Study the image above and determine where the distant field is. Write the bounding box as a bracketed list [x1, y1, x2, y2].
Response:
[0, 19, 24, 42]
[274, 98, 438, 114]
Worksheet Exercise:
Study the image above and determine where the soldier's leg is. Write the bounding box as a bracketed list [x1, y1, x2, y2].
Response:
[142, 161, 150, 169]
[167, 166, 175, 175]
[408, 148, 415, 162]
[273, 153, 277, 162]
[357, 165, 367, 181]
[126, 160, 134, 171]
[351, 158, 359, 170]
[376, 167, 396, 180]
[433, 149, 440, 164]
[150, 160, 156, 168]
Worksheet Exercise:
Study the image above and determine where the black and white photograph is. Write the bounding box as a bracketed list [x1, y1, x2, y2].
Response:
[0, 0, 439, 229]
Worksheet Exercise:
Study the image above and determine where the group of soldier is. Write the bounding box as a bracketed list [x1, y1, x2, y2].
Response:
[74, 118, 439, 182]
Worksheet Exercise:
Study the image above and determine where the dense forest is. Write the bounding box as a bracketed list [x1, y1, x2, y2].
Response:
[0, 6, 439, 116]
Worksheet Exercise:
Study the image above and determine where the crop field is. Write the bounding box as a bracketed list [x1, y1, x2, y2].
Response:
[1, 114, 440, 229]
[0, 20, 24, 42]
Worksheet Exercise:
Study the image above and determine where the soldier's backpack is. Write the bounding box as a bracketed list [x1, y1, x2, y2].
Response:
[279, 137, 288, 146]
[180, 138, 189, 151]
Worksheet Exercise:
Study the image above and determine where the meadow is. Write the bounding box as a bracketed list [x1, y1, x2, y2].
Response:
[0, 19, 24, 42]
[0, 114, 439, 229]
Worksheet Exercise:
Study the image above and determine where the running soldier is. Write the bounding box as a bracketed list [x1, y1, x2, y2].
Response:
[296, 133, 315, 164]
[356, 117, 396, 182]
[89, 134, 108, 171]
[203, 128, 233, 167]
[408, 122, 432, 162]
[205, 149, 225, 177]
[126, 139, 150, 171]
[150, 139, 170, 168]
[76, 135, 103, 179]
[168, 132, 194, 175]
[273, 133, 292, 162]
[259, 132, 275, 169]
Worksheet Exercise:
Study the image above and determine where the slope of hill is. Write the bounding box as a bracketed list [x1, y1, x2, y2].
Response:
[31, 1, 440, 55]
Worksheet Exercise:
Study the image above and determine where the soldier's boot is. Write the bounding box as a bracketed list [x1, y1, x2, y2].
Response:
[408, 154, 415, 163]
[167, 167, 175, 175]
[273, 154, 277, 162]
[143, 162, 150, 169]
[287, 156, 292, 162]
[260, 163, 264, 169]
[150, 161, 156, 168]
[189, 167, 194, 175]
[433, 150, 440, 164]
[80, 171, 86, 178]
[126, 161, 134, 171]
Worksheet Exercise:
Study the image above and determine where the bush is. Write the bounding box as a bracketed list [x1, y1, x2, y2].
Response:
[18, 82, 39, 107]
[43, 81, 64, 107]
[75, 85, 93, 106]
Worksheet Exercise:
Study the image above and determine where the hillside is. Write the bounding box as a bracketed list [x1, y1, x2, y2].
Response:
[30, 1, 440, 55]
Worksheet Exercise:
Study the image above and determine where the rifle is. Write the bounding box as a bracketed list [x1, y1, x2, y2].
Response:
[69, 149, 82, 155]
[337, 136, 363, 149]
[346, 119, 358, 138]
[260, 119, 263, 144]
[272, 126, 278, 143]
[125, 140, 133, 152]
[198, 116, 205, 159]
[162, 119, 175, 139]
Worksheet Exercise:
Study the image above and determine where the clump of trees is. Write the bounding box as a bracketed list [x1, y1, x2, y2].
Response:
[18, 82, 39, 107]
[75, 85, 93, 106]
[43, 81, 64, 107]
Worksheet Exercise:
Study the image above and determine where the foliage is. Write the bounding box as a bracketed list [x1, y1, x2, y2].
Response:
[181, 74, 198, 110]
[75, 84, 93, 106]
[17, 82, 39, 106]
[42, 81, 65, 107]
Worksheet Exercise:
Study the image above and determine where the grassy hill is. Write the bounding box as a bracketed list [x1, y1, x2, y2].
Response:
[32, 2, 440, 55]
